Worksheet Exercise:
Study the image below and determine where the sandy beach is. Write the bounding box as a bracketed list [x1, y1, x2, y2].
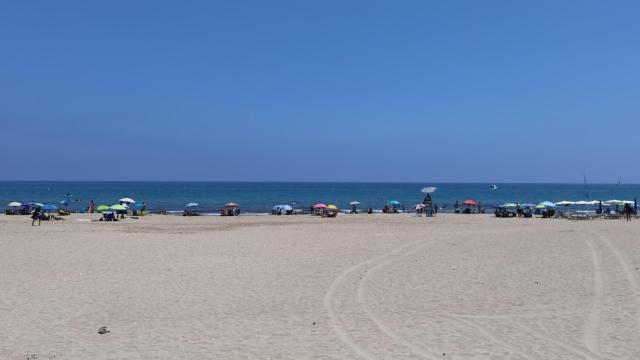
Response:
[1, 213, 639, 359]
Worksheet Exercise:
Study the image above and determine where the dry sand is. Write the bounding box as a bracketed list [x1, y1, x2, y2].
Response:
[1, 213, 639, 359]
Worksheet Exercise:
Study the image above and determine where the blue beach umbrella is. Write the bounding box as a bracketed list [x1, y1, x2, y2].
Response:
[42, 204, 58, 212]
[388, 200, 400, 205]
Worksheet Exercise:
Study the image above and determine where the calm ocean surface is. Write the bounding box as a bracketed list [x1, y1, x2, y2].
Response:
[1, 181, 639, 214]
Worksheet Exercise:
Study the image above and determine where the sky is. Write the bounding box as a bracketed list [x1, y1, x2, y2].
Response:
[1, 0, 639, 183]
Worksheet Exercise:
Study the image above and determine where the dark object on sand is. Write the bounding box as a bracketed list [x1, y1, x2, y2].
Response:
[98, 326, 110, 334]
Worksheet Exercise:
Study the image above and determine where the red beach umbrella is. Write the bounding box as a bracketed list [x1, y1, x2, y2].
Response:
[463, 200, 478, 206]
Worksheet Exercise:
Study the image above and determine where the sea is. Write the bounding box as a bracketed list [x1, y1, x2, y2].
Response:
[1, 181, 638, 214]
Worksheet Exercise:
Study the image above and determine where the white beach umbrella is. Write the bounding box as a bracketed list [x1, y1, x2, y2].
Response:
[574, 201, 590, 205]
[605, 199, 623, 205]
[415, 204, 426, 209]
[7, 201, 22, 207]
[349, 201, 361, 205]
[119, 197, 136, 204]
[555, 201, 573, 206]
[185, 202, 199, 208]
[622, 200, 635, 205]
[421, 187, 437, 193]
[586, 200, 600, 205]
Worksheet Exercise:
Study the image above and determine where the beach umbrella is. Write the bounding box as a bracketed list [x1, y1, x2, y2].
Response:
[119, 198, 136, 204]
[7, 201, 22, 207]
[22, 201, 34, 206]
[349, 201, 361, 205]
[313, 203, 327, 209]
[224, 202, 239, 207]
[523, 203, 536, 208]
[277, 204, 293, 211]
[502, 203, 517, 208]
[42, 204, 58, 212]
[388, 200, 400, 205]
[327, 204, 338, 210]
[421, 187, 437, 193]
[540, 201, 556, 207]
[95, 205, 110, 212]
[605, 199, 624, 205]
[415, 204, 426, 209]
[463, 200, 477, 206]
[622, 200, 635, 205]
[185, 202, 199, 208]
[133, 203, 144, 209]
[34, 203, 45, 207]
[535, 204, 546, 209]
[110, 204, 127, 211]
[574, 200, 590, 205]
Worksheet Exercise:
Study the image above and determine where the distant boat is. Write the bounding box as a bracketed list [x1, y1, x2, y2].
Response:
[490, 184, 498, 190]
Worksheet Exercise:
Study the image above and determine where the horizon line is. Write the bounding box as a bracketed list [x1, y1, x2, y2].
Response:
[0, 180, 637, 185]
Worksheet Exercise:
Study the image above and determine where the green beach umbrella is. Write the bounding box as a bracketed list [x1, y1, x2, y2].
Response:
[95, 205, 110, 212]
[110, 204, 127, 211]
[535, 204, 546, 209]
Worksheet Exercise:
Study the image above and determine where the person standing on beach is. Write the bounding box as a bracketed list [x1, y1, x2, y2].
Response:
[624, 203, 632, 221]
[31, 207, 42, 226]
[88, 200, 95, 214]
[454, 201, 460, 214]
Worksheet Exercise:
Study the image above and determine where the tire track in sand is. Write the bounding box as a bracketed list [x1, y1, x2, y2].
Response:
[324, 240, 432, 359]
[582, 228, 605, 358]
[588, 229, 640, 314]
[355, 242, 441, 359]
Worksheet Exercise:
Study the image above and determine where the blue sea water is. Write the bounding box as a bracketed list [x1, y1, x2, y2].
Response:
[1, 181, 638, 214]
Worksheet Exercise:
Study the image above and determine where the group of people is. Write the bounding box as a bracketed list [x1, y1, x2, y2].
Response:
[453, 200, 485, 214]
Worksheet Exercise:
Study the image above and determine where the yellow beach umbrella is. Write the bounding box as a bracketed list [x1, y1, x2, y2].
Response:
[327, 205, 338, 209]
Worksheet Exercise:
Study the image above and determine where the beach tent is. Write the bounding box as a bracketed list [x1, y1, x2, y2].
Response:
[421, 187, 437, 193]
[273, 204, 292, 211]
[119, 198, 136, 204]
[95, 205, 110, 212]
[463, 200, 478, 206]
[313, 203, 327, 209]
[539, 201, 556, 207]
[8, 201, 22, 207]
[185, 202, 199, 208]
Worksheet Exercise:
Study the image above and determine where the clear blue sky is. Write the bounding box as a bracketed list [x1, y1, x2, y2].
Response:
[1, 1, 639, 183]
